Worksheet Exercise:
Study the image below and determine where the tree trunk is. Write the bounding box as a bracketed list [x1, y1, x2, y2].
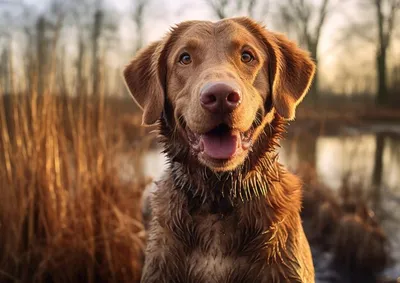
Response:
[59, 46, 67, 95]
[376, 47, 388, 105]
[23, 29, 35, 94]
[36, 16, 47, 96]
[92, 9, 103, 97]
[372, 133, 385, 212]
[77, 35, 86, 95]
[307, 43, 319, 102]
[8, 39, 14, 95]
[0, 47, 9, 94]
[374, 0, 389, 106]
[133, 0, 146, 53]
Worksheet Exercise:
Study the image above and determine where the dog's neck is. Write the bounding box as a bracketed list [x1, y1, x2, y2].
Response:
[159, 112, 288, 206]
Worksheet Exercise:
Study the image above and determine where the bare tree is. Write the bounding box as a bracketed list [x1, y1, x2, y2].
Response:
[372, 133, 385, 212]
[76, 26, 88, 95]
[35, 16, 48, 95]
[92, 7, 104, 97]
[69, 0, 94, 95]
[206, 0, 269, 20]
[342, 0, 399, 104]
[276, 0, 340, 101]
[345, 0, 400, 196]
[67, 0, 118, 97]
[46, 1, 66, 95]
[0, 39, 13, 94]
[206, 0, 230, 19]
[132, 0, 148, 52]
[43, 4, 66, 95]
[0, 10, 14, 94]
[373, 0, 399, 105]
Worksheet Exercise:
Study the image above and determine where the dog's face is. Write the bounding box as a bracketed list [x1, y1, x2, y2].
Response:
[124, 17, 315, 172]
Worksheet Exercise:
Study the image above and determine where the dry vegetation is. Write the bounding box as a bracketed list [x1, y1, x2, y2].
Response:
[0, 90, 148, 283]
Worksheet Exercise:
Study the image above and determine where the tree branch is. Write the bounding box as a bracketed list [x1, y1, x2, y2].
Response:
[384, 0, 400, 48]
[287, 0, 311, 46]
[247, 0, 257, 18]
[342, 21, 376, 44]
[206, 0, 229, 19]
[132, 0, 147, 52]
[375, 0, 385, 50]
[314, 0, 330, 46]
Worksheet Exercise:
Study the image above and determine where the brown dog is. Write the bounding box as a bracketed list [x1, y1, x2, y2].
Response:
[124, 17, 316, 283]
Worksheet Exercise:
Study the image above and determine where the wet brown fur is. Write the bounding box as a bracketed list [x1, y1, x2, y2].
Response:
[142, 115, 314, 283]
[124, 17, 316, 283]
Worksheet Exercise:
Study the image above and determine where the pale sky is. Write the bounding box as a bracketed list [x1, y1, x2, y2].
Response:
[20, 0, 356, 57]
[7, 0, 400, 93]
[113, 0, 360, 89]
[110, 0, 388, 93]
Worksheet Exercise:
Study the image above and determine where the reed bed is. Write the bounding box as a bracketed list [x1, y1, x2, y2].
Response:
[0, 88, 147, 282]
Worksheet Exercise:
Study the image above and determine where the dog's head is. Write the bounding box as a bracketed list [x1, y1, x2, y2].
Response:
[124, 17, 315, 172]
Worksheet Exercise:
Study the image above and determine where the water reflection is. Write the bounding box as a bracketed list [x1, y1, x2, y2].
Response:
[280, 134, 400, 192]
[143, 134, 400, 195]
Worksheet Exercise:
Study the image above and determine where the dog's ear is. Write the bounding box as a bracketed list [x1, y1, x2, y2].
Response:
[266, 32, 316, 120]
[232, 17, 316, 120]
[124, 21, 198, 125]
[123, 41, 165, 126]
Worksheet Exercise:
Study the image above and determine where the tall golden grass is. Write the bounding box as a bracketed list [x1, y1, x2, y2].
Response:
[0, 86, 147, 282]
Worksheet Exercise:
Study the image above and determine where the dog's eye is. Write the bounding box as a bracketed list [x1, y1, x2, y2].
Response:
[179, 53, 192, 65]
[241, 51, 254, 63]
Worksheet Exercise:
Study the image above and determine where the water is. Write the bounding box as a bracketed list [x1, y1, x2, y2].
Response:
[280, 134, 400, 192]
[143, 134, 400, 194]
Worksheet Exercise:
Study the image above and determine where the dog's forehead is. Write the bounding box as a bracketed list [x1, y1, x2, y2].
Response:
[171, 19, 260, 48]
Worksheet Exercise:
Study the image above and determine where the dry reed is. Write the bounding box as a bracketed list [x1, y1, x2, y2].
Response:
[0, 87, 147, 282]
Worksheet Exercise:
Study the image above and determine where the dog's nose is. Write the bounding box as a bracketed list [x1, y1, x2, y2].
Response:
[200, 82, 242, 113]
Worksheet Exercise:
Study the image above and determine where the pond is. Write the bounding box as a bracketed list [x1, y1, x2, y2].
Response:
[143, 133, 400, 194]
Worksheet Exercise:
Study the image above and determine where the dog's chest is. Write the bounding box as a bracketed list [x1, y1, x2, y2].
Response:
[188, 213, 236, 281]
[185, 210, 270, 283]
[189, 245, 235, 282]
[149, 185, 310, 283]
[183, 212, 304, 283]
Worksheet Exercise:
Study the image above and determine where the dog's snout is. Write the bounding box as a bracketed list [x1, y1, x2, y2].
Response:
[200, 82, 242, 113]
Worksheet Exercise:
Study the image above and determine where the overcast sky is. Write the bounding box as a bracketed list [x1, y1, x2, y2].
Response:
[19, 0, 353, 53]
[5, 0, 399, 92]
[113, 0, 356, 84]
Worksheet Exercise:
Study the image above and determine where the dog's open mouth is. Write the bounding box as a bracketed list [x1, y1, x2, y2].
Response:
[187, 124, 254, 160]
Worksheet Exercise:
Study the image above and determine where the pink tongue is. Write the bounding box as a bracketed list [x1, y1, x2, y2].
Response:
[201, 132, 240, 159]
